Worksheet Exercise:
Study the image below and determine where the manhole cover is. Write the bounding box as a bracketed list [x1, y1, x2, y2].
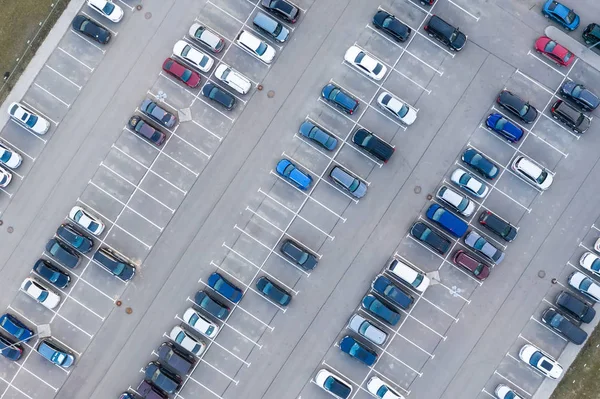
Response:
[125, 307, 133, 314]
[257, 84, 263, 91]
[414, 186, 421, 194]
[136, 4, 143, 11]
[538, 270, 546, 278]
[115, 300, 122, 307]
[0, 220, 3, 226]
[7, 226, 13, 233]
[426, 194, 432, 200]
[267, 90, 275, 98]
[145, 12, 152, 19]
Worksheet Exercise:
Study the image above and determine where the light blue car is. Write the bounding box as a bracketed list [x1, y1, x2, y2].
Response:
[276, 159, 313, 190]
[542, 0, 579, 31]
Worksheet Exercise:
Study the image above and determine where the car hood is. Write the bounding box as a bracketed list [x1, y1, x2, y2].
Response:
[452, 32, 467, 50]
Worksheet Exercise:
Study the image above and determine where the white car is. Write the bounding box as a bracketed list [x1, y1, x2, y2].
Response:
[188, 23, 225, 53]
[344, 46, 387, 81]
[86, 0, 123, 23]
[169, 326, 206, 356]
[69, 206, 105, 236]
[173, 40, 214, 73]
[0, 143, 22, 169]
[580, 252, 600, 277]
[511, 156, 553, 190]
[236, 30, 275, 64]
[436, 185, 475, 217]
[215, 64, 252, 95]
[21, 278, 60, 309]
[388, 258, 430, 292]
[494, 384, 522, 399]
[451, 168, 489, 198]
[367, 376, 404, 399]
[7, 102, 50, 134]
[595, 237, 600, 253]
[0, 166, 11, 188]
[519, 344, 563, 379]
[377, 92, 417, 125]
[315, 369, 352, 398]
[183, 307, 219, 338]
[569, 271, 600, 302]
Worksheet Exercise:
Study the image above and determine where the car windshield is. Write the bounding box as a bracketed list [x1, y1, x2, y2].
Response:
[348, 179, 360, 192]
[25, 114, 38, 128]
[474, 264, 484, 276]
[81, 20, 90, 31]
[329, 88, 340, 100]
[372, 64, 383, 75]
[181, 45, 190, 57]
[73, 210, 83, 222]
[189, 313, 199, 325]
[580, 278, 592, 290]
[52, 351, 66, 364]
[432, 208, 444, 221]
[549, 313, 563, 328]
[0, 151, 11, 163]
[459, 174, 470, 185]
[566, 11, 575, 24]
[49, 243, 59, 256]
[449, 30, 458, 42]
[413, 274, 424, 288]
[519, 103, 530, 117]
[457, 197, 468, 211]
[592, 259, 600, 272]
[505, 391, 516, 399]
[39, 291, 48, 302]
[397, 104, 409, 117]
[358, 321, 370, 335]
[151, 132, 163, 142]
[383, 17, 393, 28]
[49, 272, 60, 283]
[88, 221, 100, 231]
[474, 237, 486, 250]
[355, 52, 365, 63]
[273, 24, 282, 35]
[102, 2, 115, 14]
[495, 118, 506, 130]
[545, 41, 556, 53]
[283, 164, 294, 177]
[181, 70, 192, 82]
[113, 262, 125, 275]
[221, 69, 230, 79]
[298, 252, 309, 265]
[348, 342, 362, 357]
[214, 279, 225, 291]
[175, 331, 185, 344]
[536, 170, 548, 184]
[199, 55, 209, 67]
[377, 386, 390, 396]
[572, 85, 583, 97]
[529, 351, 543, 366]
[256, 42, 267, 56]
[420, 229, 431, 241]
[564, 52, 572, 62]
[325, 377, 349, 396]
[72, 235, 84, 247]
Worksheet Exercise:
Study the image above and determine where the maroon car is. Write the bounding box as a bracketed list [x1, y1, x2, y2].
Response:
[453, 250, 490, 280]
[128, 115, 166, 146]
[162, 57, 201, 88]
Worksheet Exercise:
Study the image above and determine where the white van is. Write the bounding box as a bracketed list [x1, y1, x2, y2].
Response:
[387, 259, 430, 292]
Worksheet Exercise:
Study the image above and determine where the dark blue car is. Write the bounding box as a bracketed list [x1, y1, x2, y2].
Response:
[372, 275, 414, 310]
[560, 82, 600, 112]
[0, 314, 34, 343]
[56, 224, 93, 253]
[256, 277, 291, 306]
[46, 238, 80, 269]
[462, 148, 499, 179]
[339, 336, 377, 366]
[33, 259, 71, 289]
[208, 272, 243, 303]
[542, 0, 579, 31]
[486, 113, 524, 142]
[276, 159, 312, 190]
[298, 120, 337, 151]
[362, 294, 400, 325]
[321, 83, 359, 115]
[194, 291, 230, 320]
[426, 204, 468, 238]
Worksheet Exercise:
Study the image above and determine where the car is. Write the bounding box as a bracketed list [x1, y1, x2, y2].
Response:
[69, 205, 105, 235]
[215, 64, 252, 95]
[93, 247, 135, 281]
[424, 15, 467, 51]
[436, 185, 475, 217]
[550, 99, 590, 134]
[173, 40, 214, 73]
[194, 291, 230, 320]
[0, 166, 11, 188]
[7, 102, 50, 134]
[596, 237, 600, 253]
[329, 166, 367, 198]
[569, 271, 600, 302]
[362, 294, 400, 326]
[261, 0, 299, 23]
[188, 23, 225, 53]
[425, 204, 468, 238]
[169, 326, 205, 356]
[347, 314, 387, 345]
[298, 120, 337, 151]
[387, 258, 430, 292]
[451, 168, 488, 198]
[453, 250, 490, 280]
[315, 369, 352, 399]
[486, 113, 524, 142]
[541, 307, 587, 344]
[535, 36, 575, 67]
[478, 211, 518, 242]
[496, 90, 538, 123]
[162, 58, 201, 88]
[377, 92, 417, 125]
[280, 239, 318, 271]
[462, 148, 499, 179]
[372, 11, 411, 42]
[236, 30, 276, 64]
[128, 115, 166, 146]
[33, 259, 71, 289]
[372, 275, 414, 310]
[344, 46, 387, 81]
[321, 83, 359, 115]
[582, 23, 600, 47]
[137, 380, 168, 399]
[56, 223, 93, 253]
[511, 156, 553, 190]
[140, 99, 177, 128]
[464, 231, 505, 264]
[208, 272, 243, 303]
[157, 341, 196, 376]
[253, 12, 290, 43]
[202, 83, 235, 110]
[519, 344, 563, 379]
[0, 314, 34, 343]
[580, 252, 600, 277]
[38, 339, 75, 368]
[119, 393, 135, 399]
[21, 278, 60, 309]
[71, 15, 111, 44]
[541, 0, 579, 31]
[256, 277, 291, 306]
[339, 336, 377, 366]
[46, 238, 80, 269]
[0, 143, 22, 169]
[560, 82, 599, 111]
[86, 0, 123, 22]
[410, 221, 451, 255]
[367, 376, 405, 399]
[276, 159, 312, 190]
[183, 307, 219, 338]
[494, 384, 522, 399]
[352, 129, 394, 163]
[555, 291, 595, 324]
[144, 361, 182, 394]
[0, 335, 22, 361]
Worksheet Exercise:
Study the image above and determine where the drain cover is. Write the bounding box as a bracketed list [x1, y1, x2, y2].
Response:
[538, 270, 546, 278]
[267, 90, 275, 98]
[145, 12, 152, 19]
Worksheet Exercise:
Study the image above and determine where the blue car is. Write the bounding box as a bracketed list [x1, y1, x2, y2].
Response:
[361, 294, 400, 325]
[486, 113, 523, 143]
[339, 336, 377, 366]
[542, 0, 579, 31]
[426, 204, 468, 238]
[208, 272, 243, 303]
[37, 339, 75, 368]
[256, 276, 291, 306]
[298, 120, 337, 151]
[371, 275, 414, 310]
[462, 148, 499, 180]
[33, 259, 71, 289]
[0, 314, 34, 343]
[0, 335, 22, 361]
[276, 159, 312, 190]
[321, 83, 359, 115]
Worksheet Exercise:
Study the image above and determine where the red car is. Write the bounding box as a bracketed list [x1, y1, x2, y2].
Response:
[162, 58, 201, 88]
[453, 250, 490, 281]
[534, 36, 575, 67]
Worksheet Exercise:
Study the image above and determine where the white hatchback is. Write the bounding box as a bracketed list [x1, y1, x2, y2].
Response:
[215, 64, 252, 95]
[173, 40, 214, 73]
[451, 168, 489, 198]
[344, 46, 387, 81]
[69, 206, 105, 236]
[169, 326, 206, 356]
[494, 384, 522, 399]
[436, 185, 475, 217]
[387, 258, 430, 292]
[0, 143, 22, 169]
[21, 278, 60, 309]
[511, 156, 553, 190]
[86, 0, 123, 22]
[367, 376, 404, 399]
[236, 30, 276, 64]
[519, 344, 563, 379]
[183, 307, 219, 338]
[580, 251, 600, 277]
[377, 92, 417, 125]
[8, 102, 50, 134]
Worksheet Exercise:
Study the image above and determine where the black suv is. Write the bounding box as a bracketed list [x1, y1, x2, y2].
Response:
[424, 15, 466, 51]
[555, 291, 595, 323]
[478, 210, 518, 242]
[410, 222, 451, 255]
[261, 0, 299, 23]
[144, 361, 182, 394]
[550, 99, 590, 133]
[157, 342, 196, 375]
[541, 307, 587, 344]
[93, 247, 135, 281]
[352, 129, 394, 163]
[202, 83, 235, 110]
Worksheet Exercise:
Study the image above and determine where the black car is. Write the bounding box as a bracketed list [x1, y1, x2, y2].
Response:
[45, 238, 80, 269]
[56, 223, 93, 253]
[280, 239, 318, 271]
[202, 83, 235, 110]
[321, 83, 359, 115]
[93, 247, 135, 281]
[157, 341, 196, 376]
[372, 11, 411, 42]
[424, 15, 466, 51]
[550, 99, 590, 134]
[71, 15, 111, 44]
[137, 380, 168, 399]
[461, 148, 499, 179]
[352, 129, 394, 163]
[0, 334, 22, 361]
[496, 90, 538, 123]
[144, 361, 182, 395]
[542, 307, 587, 344]
[256, 277, 291, 306]
[556, 291, 595, 323]
[33, 259, 71, 289]
[194, 290, 230, 320]
[478, 210, 517, 242]
[261, 0, 299, 23]
[560, 82, 600, 111]
[410, 222, 451, 255]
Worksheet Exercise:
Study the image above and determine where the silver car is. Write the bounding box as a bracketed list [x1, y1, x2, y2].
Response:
[329, 166, 367, 198]
[188, 23, 225, 53]
[464, 231, 504, 265]
[347, 314, 387, 345]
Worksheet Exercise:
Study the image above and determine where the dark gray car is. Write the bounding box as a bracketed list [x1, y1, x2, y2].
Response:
[140, 99, 177, 128]
[347, 314, 387, 345]
[280, 239, 318, 271]
[157, 341, 195, 375]
[329, 166, 367, 198]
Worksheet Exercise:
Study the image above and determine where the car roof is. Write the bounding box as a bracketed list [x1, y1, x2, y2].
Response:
[516, 157, 542, 178]
[239, 31, 261, 49]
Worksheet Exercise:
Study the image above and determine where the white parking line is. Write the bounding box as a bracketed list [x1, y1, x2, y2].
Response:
[540, 113, 581, 138]
[0, 376, 33, 398]
[21, 367, 58, 391]
[33, 83, 70, 107]
[566, 261, 598, 282]
[44, 65, 82, 89]
[0, 138, 35, 161]
[515, 69, 554, 96]
[8, 119, 48, 143]
[20, 100, 59, 126]
[579, 242, 594, 253]
[186, 377, 225, 399]
[246, 205, 333, 242]
[192, 18, 235, 46]
[592, 224, 600, 232]
[57, 47, 94, 71]
[448, 0, 480, 20]
[493, 371, 532, 396]
[115, 0, 134, 11]
[191, 119, 223, 141]
[528, 316, 568, 341]
[526, 51, 566, 77]
[69, 29, 106, 53]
